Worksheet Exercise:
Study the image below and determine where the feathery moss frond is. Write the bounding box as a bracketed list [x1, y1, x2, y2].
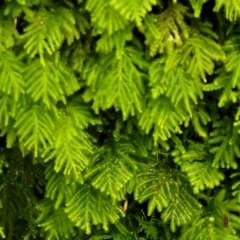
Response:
[140, 4, 190, 56]
[139, 96, 186, 142]
[110, 0, 157, 26]
[65, 184, 124, 234]
[83, 48, 148, 120]
[36, 200, 76, 240]
[85, 0, 128, 35]
[19, 7, 79, 63]
[84, 137, 138, 199]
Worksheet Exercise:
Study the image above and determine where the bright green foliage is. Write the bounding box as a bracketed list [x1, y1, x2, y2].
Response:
[65, 184, 124, 234]
[149, 57, 202, 116]
[24, 58, 80, 107]
[14, 105, 56, 157]
[182, 161, 224, 194]
[19, 7, 79, 63]
[139, 96, 186, 142]
[45, 164, 76, 209]
[165, 25, 225, 81]
[189, 0, 207, 17]
[180, 189, 240, 239]
[110, 0, 157, 26]
[214, 0, 240, 21]
[0, 51, 24, 101]
[208, 118, 240, 169]
[83, 48, 148, 119]
[85, 137, 138, 199]
[36, 201, 76, 239]
[1, 0, 240, 239]
[140, 4, 190, 56]
[43, 111, 92, 179]
[86, 0, 128, 35]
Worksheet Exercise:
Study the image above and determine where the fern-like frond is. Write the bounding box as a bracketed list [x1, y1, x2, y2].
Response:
[43, 112, 92, 180]
[135, 159, 178, 215]
[161, 187, 201, 232]
[149, 58, 201, 116]
[166, 31, 225, 82]
[14, 105, 56, 157]
[36, 200, 76, 240]
[66, 96, 101, 129]
[182, 161, 224, 194]
[20, 7, 79, 63]
[189, 0, 207, 17]
[83, 48, 148, 120]
[0, 51, 24, 101]
[214, 0, 240, 21]
[139, 96, 186, 143]
[96, 28, 133, 55]
[85, 0, 128, 35]
[24, 58, 80, 108]
[140, 4, 190, 56]
[208, 118, 240, 169]
[65, 184, 124, 234]
[171, 140, 207, 166]
[84, 137, 138, 200]
[189, 107, 211, 138]
[231, 172, 240, 203]
[180, 215, 239, 240]
[45, 164, 76, 209]
[110, 0, 157, 26]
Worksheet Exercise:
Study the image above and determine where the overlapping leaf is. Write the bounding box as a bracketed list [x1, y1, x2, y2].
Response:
[36, 200, 76, 240]
[86, 0, 128, 34]
[24, 58, 80, 108]
[85, 137, 138, 199]
[139, 96, 186, 143]
[65, 184, 124, 234]
[0, 51, 24, 101]
[110, 0, 157, 26]
[83, 48, 148, 120]
[20, 7, 79, 62]
[14, 105, 56, 157]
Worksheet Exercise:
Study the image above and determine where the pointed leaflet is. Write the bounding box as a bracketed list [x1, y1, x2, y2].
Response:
[43, 111, 92, 179]
[84, 137, 138, 199]
[20, 7, 79, 62]
[208, 118, 240, 169]
[36, 200, 76, 240]
[24, 58, 80, 108]
[149, 58, 201, 116]
[65, 184, 124, 234]
[83, 48, 148, 120]
[96, 28, 133, 54]
[110, 0, 157, 26]
[189, 0, 207, 17]
[231, 172, 240, 203]
[214, 34, 240, 106]
[45, 164, 76, 209]
[13, 105, 55, 157]
[139, 4, 190, 56]
[161, 187, 201, 232]
[86, 0, 128, 35]
[134, 159, 178, 215]
[66, 96, 101, 129]
[139, 96, 186, 143]
[180, 215, 239, 240]
[182, 161, 224, 194]
[165, 27, 225, 82]
[214, 0, 240, 21]
[0, 51, 24, 101]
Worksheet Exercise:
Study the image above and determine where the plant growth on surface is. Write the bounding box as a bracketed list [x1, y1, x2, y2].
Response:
[1, 0, 240, 239]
